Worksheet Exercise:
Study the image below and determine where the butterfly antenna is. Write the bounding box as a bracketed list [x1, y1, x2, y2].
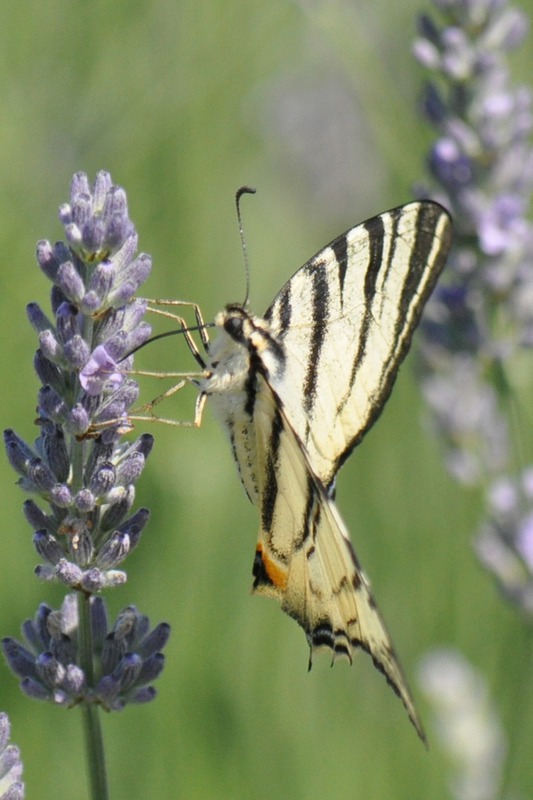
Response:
[120, 323, 214, 361]
[236, 185, 256, 308]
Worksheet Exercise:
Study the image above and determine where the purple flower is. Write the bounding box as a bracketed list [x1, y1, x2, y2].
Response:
[80, 345, 124, 396]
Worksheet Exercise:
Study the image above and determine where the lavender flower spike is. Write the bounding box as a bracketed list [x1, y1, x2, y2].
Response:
[414, 0, 533, 614]
[0, 713, 24, 800]
[3, 172, 158, 592]
[418, 650, 506, 800]
[2, 595, 169, 712]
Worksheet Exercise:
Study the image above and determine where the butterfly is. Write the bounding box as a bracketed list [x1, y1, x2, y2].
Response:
[159, 200, 451, 740]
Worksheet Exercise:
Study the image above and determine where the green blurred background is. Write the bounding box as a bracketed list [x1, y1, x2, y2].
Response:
[1, 1, 532, 798]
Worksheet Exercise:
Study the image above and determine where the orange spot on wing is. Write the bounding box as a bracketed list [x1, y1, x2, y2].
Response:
[256, 543, 288, 590]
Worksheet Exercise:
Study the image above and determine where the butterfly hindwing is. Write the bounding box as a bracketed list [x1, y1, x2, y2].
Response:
[250, 373, 424, 739]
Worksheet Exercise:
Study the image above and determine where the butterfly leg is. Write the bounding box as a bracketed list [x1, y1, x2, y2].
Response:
[126, 386, 207, 427]
[145, 299, 210, 368]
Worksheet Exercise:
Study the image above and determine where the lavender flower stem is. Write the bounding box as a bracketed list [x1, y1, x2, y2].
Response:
[82, 704, 109, 800]
[79, 593, 109, 800]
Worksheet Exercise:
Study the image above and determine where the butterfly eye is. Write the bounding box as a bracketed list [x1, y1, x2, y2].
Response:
[224, 316, 244, 340]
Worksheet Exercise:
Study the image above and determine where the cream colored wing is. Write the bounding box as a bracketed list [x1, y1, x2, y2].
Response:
[250, 373, 424, 740]
[265, 202, 452, 489]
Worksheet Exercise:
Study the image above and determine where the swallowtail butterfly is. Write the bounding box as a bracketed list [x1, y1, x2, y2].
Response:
[168, 200, 451, 739]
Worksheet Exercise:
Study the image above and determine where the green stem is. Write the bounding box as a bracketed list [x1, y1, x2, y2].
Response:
[78, 592, 110, 800]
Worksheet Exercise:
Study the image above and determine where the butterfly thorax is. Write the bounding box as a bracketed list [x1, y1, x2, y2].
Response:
[200, 304, 286, 505]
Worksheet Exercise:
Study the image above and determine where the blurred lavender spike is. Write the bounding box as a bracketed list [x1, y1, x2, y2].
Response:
[0, 712, 24, 800]
[414, 0, 533, 613]
[418, 650, 506, 800]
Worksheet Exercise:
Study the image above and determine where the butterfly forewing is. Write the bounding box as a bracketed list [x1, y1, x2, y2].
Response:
[197, 200, 452, 741]
[265, 202, 452, 487]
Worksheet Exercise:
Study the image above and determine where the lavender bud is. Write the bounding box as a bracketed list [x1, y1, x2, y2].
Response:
[55, 560, 83, 587]
[20, 677, 52, 701]
[69, 527, 94, 567]
[49, 484, 72, 508]
[63, 335, 91, 369]
[86, 261, 115, 305]
[79, 568, 106, 593]
[1, 639, 38, 681]
[50, 285, 69, 315]
[23, 500, 54, 533]
[33, 530, 64, 565]
[4, 430, 37, 476]
[137, 653, 165, 684]
[38, 329, 63, 363]
[104, 331, 129, 362]
[27, 458, 57, 492]
[41, 426, 70, 483]
[78, 291, 100, 316]
[89, 463, 116, 497]
[38, 386, 69, 426]
[97, 570, 127, 589]
[117, 507, 150, 549]
[95, 675, 121, 705]
[36, 239, 61, 281]
[101, 632, 127, 674]
[55, 260, 85, 304]
[116, 452, 146, 486]
[74, 488, 95, 513]
[34, 565, 57, 581]
[108, 266, 150, 309]
[137, 434, 155, 458]
[55, 302, 80, 343]
[22, 618, 47, 653]
[33, 350, 65, 395]
[49, 634, 77, 667]
[83, 438, 114, 482]
[90, 597, 109, 648]
[58, 594, 78, 635]
[99, 487, 134, 532]
[62, 664, 86, 696]
[108, 235, 138, 280]
[68, 404, 90, 436]
[137, 623, 171, 659]
[123, 321, 152, 355]
[130, 687, 156, 704]
[96, 533, 130, 569]
[34, 604, 54, 648]
[26, 302, 54, 334]
[113, 653, 142, 692]
[36, 652, 65, 687]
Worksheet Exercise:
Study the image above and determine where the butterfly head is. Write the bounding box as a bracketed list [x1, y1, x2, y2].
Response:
[207, 304, 286, 382]
[217, 304, 251, 345]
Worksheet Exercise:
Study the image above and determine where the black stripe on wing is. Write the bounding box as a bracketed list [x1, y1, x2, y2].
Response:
[302, 262, 330, 418]
[334, 202, 451, 472]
